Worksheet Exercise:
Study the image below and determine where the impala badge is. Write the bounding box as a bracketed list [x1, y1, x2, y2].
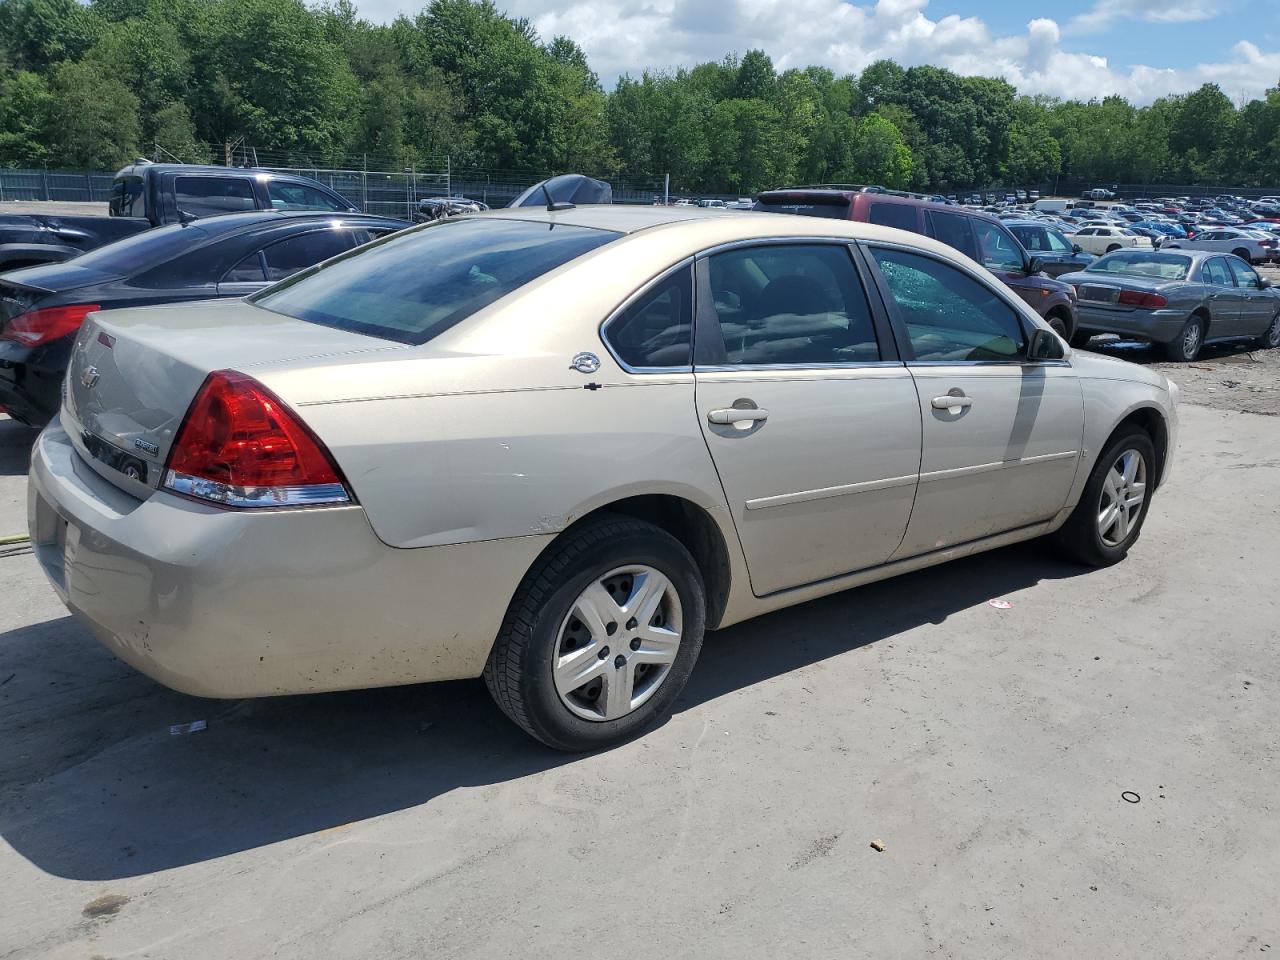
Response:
[80, 365, 100, 389]
[570, 352, 601, 374]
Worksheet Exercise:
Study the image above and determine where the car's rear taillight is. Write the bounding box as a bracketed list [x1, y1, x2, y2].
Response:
[0, 304, 101, 346]
[1117, 290, 1169, 309]
[163, 370, 351, 508]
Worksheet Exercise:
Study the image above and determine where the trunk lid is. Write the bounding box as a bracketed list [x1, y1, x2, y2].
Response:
[63, 298, 405, 497]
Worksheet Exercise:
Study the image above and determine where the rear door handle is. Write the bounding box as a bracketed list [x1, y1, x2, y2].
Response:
[931, 395, 973, 410]
[707, 407, 770, 425]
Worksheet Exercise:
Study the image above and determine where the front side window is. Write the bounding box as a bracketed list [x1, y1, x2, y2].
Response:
[1046, 230, 1074, 253]
[1227, 258, 1260, 288]
[702, 244, 880, 366]
[1202, 258, 1235, 286]
[972, 220, 1026, 273]
[267, 181, 349, 212]
[870, 247, 1026, 362]
[174, 176, 256, 218]
[255, 218, 620, 345]
[605, 265, 692, 369]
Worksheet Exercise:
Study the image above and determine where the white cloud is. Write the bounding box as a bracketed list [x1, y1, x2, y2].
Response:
[352, 0, 1280, 104]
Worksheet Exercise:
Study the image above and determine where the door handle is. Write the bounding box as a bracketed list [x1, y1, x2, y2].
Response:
[708, 407, 770, 425]
[931, 395, 973, 411]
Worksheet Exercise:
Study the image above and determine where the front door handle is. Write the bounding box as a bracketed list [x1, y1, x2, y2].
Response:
[931, 395, 973, 411]
[708, 407, 770, 425]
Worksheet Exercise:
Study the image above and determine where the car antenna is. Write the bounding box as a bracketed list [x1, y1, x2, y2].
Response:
[541, 182, 575, 212]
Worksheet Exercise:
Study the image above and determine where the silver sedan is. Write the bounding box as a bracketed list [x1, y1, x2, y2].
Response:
[1060, 249, 1280, 361]
[29, 207, 1179, 750]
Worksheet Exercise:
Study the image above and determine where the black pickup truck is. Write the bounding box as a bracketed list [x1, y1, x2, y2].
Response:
[0, 162, 358, 272]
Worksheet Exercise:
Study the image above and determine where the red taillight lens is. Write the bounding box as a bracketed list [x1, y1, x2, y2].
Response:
[0, 304, 100, 346]
[1117, 290, 1168, 309]
[163, 370, 351, 508]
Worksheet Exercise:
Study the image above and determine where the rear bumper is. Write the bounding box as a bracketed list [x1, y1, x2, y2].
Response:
[1075, 305, 1187, 343]
[28, 420, 552, 698]
[0, 339, 65, 427]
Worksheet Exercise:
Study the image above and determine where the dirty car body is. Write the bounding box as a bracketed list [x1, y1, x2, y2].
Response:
[29, 207, 1180, 749]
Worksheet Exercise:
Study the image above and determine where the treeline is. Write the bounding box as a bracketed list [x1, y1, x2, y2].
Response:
[1, 0, 1278, 192]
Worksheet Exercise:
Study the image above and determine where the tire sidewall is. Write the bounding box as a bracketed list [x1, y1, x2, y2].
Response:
[1078, 431, 1157, 564]
[1173, 315, 1205, 361]
[517, 528, 706, 751]
[1264, 310, 1280, 349]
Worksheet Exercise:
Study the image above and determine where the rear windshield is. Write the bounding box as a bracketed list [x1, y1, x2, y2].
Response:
[1085, 251, 1191, 280]
[252, 217, 620, 345]
[754, 197, 850, 219]
[52, 221, 214, 275]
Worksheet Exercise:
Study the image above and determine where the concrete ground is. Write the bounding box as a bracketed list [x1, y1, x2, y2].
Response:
[1, 385, 1278, 957]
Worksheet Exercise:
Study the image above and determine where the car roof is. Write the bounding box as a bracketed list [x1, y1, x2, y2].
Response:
[111, 163, 345, 184]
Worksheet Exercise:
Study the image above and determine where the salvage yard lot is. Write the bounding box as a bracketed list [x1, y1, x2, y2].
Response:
[1, 345, 1278, 957]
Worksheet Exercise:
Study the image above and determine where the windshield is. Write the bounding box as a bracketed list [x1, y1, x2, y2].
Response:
[1085, 251, 1191, 280]
[253, 217, 620, 345]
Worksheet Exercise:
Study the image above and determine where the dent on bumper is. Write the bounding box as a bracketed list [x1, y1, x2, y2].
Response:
[28, 421, 553, 698]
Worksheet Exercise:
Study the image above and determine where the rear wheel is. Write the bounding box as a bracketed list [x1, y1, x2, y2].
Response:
[1258, 309, 1280, 350]
[1164, 313, 1206, 362]
[484, 515, 706, 751]
[1106, 244, 1121, 253]
[1231, 248, 1252, 264]
[1053, 428, 1156, 567]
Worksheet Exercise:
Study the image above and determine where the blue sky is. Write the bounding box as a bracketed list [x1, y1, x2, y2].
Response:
[354, 0, 1280, 102]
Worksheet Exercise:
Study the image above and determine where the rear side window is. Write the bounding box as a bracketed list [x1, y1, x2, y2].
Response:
[926, 211, 978, 260]
[870, 247, 1026, 362]
[701, 244, 881, 365]
[868, 202, 919, 232]
[261, 229, 361, 280]
[605, 266, 693, 369]
[175, 177, 256, 218]
[254, 218, 620, 345]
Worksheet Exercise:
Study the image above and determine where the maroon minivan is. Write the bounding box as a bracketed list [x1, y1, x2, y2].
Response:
[755, 189, 1078, 339]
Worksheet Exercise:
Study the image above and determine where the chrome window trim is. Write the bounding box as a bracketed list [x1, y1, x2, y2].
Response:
[695, 360, 904, 372]
[598, 257, 695, 375]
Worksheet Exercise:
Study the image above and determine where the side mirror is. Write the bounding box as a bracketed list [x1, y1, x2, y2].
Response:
[1029, 327, 1065, 361]
[1027, 256, 1045, 276]
[1072, 243, 1082, 254]
[1260, 277, 1271, 289]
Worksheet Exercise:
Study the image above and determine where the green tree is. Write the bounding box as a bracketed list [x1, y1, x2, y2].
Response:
[850, 114, 914, 189]
[46, 59, 140, 166]
[0, 69, 53, 164]
[1, 0, 100, 71]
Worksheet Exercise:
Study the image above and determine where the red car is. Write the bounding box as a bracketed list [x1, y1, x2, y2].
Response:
[755, 189, 1079, 339]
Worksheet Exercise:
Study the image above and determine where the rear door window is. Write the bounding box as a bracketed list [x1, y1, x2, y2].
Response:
[701, 244, 881, 365]
[867, 202, 919, 232]
[926, 211, 978, 260]
[174, 176, 257, 218]
[870, 247, 1026, 362]
[254, 218, 620, 345]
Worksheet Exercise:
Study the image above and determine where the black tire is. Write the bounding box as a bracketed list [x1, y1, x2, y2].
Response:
[484, 515, 706, 751]
[1046, 310, 1073, 339]
[1258, 309, 1280, 350]
[1106, 244, 1121, 253]
[1069, 330, 1093, 348]
[1163, 313, 1206, 362]
[1231, 249, 1252, 264]
[1052, 428, 1156, 567]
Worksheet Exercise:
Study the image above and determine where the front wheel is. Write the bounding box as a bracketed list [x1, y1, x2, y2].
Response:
[1258, 310, 1280, 350]
[1070, 330, 1093, 348]
[484, 515, 706, 751]
[1046, 310, 1073, 339]
[1164, 314, 1205, 362]
[1052, 429, 1156, 567]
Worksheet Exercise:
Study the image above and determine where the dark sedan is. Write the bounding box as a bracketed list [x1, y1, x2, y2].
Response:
[0, 211, 407, 426]
[1005, 219, 1096, 277]
[1060, 250, 1280, 361]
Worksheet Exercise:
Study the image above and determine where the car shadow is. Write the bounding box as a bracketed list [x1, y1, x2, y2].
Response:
[0, 542, 1087, 881]
[1084, 335, 1261, 364]
[0, 417, 38, 477]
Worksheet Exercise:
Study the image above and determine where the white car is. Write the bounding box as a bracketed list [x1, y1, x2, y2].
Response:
[1162, 228, 1273, 264]
[1071, 226, 1155, 256]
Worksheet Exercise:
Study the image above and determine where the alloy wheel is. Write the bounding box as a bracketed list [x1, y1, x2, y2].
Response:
[1266, 312, 1280, 348]
[1181, 321, 1202, 360]
[1097, 449, 1147, 547]
[553, 565, 683, 722]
